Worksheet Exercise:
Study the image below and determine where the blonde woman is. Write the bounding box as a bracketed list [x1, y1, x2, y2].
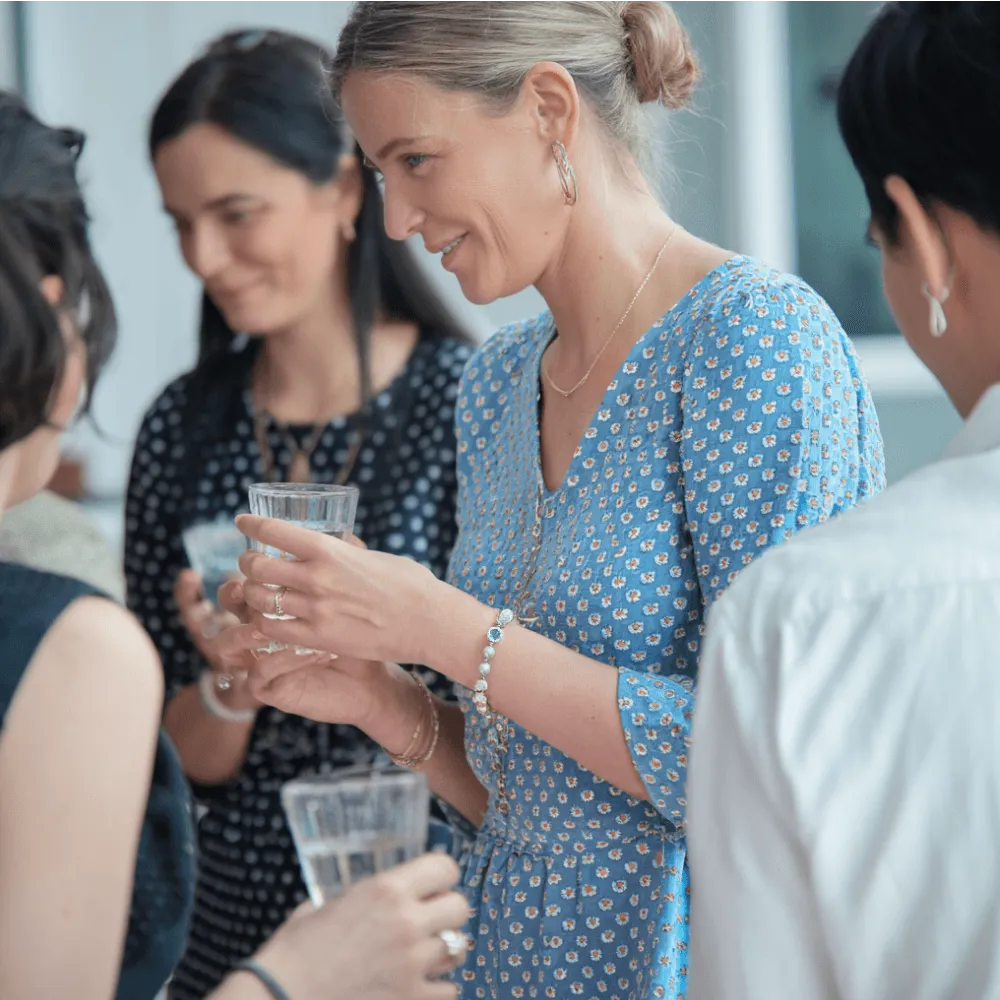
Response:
[213, 4, 886, 997]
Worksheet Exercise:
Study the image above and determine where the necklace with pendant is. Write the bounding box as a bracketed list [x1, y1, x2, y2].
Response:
[253, 406, 362, 485]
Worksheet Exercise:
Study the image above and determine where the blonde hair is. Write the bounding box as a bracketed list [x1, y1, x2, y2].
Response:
[331, 1, 698, 159]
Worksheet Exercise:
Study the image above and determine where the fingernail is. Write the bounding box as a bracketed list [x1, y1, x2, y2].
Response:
[252, 631, 266, 641]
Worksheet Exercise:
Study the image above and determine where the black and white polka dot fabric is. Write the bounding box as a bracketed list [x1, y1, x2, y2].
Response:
[124, 335, 471, 999]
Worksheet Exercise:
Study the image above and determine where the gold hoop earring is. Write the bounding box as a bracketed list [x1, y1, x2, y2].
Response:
[551, 140, 578, 206]
[920, 281, 950, 338]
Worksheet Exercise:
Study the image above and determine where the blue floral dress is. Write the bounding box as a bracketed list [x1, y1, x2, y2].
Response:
[446, 256, 885, 999]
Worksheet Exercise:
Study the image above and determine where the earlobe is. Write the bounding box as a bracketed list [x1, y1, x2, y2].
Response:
[333, 153, 364, 240]
[884, 174, 955, 338]
[38, 275, 65, 308]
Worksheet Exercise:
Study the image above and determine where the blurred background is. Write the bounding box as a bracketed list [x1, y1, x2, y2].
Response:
[0, 1, 960, 552]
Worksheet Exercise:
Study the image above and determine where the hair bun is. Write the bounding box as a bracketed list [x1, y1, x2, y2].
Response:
[622, 1, 699, 109]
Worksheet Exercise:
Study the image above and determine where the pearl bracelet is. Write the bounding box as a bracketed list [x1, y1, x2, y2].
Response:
[472, 608, 514, 717]
[198, 669, 258, 724]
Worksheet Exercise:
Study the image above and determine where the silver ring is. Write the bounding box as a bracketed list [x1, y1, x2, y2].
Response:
[273, 586, 286, 618]
[439, 929, 467, 961]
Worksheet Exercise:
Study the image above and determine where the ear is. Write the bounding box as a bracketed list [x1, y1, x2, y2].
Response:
[333, 153, 364, 232]
[520, 62, 581, 150]
[884, 175, 951, 297]
[38, 274, 65, 308]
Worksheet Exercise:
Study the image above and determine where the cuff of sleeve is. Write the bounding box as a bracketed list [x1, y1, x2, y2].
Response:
[617, 666, 694, 831]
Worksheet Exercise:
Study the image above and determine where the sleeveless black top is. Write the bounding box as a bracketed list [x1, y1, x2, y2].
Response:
[0, 561, 196, 999]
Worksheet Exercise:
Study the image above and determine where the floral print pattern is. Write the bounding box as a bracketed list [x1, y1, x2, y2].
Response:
[445, 257, 885, 999]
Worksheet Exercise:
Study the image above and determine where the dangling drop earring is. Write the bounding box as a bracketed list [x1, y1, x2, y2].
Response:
[920, 281, 950, 338]
[551, 140, 578, 206]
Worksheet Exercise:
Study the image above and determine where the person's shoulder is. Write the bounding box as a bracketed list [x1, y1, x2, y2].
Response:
[713, 452, 999, 656]
[42, 594, 163, 696]
[681, 255, 843, 346]
[413, 334, 476, 386]
[462, 311, 552, 385]
[133, 366, 203, 450]
[1, 585, 162, 752]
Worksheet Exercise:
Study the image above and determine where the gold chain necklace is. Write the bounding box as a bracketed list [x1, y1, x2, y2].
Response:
[543, 227, 677, 399]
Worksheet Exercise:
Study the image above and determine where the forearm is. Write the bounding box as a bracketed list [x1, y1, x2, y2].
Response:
[365, 664, 487, 826]
[422, 700, 488, 826]
[426, 592, 649, 802]
[163, 683, 257, 785]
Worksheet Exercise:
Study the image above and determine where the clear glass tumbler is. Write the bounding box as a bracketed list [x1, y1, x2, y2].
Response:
[247, 482, 360, 654]
[182, 518, 247, 614]
[281, 765, 430, 905]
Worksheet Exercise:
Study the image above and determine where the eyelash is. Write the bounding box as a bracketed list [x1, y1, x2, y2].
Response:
[403, 153, 429, 170]
[363, 153, 430, 176]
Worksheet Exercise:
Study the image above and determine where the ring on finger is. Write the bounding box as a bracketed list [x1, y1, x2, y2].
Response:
[438, 929, 467, 962]
[273, 586, 286, 618]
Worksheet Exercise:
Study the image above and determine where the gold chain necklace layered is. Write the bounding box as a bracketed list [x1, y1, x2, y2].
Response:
[543, 227, 677, 398]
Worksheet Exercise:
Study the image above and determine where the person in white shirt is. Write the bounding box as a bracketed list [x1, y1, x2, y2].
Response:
[687, 4, 1000, 999]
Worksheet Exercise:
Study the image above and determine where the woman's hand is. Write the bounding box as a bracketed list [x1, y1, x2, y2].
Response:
[242, 853, 469, 1000]
[232, 515, 463, 669]
[213, 577, 425, 748]
[175, 569, 259, 711]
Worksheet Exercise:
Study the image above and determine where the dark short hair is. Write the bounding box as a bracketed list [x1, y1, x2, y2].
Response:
[0, 92, 116, 451]
[837, 2, 1000, 244]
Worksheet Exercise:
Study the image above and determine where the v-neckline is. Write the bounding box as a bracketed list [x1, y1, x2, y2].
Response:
[529, 255, 746, 498]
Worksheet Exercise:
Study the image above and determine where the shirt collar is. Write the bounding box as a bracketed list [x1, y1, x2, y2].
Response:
[942, 383, 1000, 460]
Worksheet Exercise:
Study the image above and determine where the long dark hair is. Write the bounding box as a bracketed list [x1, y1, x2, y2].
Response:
[148, 28, 469, 420]
[837, 2, 1000, 244]
[0, 91, 116, 451]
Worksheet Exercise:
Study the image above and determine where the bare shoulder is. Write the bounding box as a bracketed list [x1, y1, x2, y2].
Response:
[28, 595, 163, 707]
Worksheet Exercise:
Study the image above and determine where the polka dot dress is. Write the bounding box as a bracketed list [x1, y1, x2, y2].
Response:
[124, 336, 471, 999]
[446, 257, 885, 999]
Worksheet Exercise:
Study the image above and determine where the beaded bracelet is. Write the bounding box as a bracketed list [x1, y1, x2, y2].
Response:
[472, 608, 514, 717]
[387, 673, 440, 770]
[198, 669, 258, 724]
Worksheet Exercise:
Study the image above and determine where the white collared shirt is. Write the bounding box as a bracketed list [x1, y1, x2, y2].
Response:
[688, 385, 1000, 1000]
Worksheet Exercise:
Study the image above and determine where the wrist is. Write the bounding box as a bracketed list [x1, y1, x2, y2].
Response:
[216, 682, 260, 713]
[198, 670, 259, 722]
[361, 662, 426, 754]
[216, 969, 276, 1000]
[423, 589, 498, 688]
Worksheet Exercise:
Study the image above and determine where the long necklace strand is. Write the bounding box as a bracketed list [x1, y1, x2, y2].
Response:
[544, 227, 677, 398]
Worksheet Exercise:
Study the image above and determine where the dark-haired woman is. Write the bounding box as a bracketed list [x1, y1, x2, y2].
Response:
[124, 29, 472, 998]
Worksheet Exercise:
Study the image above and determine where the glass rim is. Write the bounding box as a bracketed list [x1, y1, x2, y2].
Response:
[280, 764, 426, 798]
[248, 482, 360, 499]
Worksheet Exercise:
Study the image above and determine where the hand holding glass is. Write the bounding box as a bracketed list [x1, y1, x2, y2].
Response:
[247, 482, 360, 654]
